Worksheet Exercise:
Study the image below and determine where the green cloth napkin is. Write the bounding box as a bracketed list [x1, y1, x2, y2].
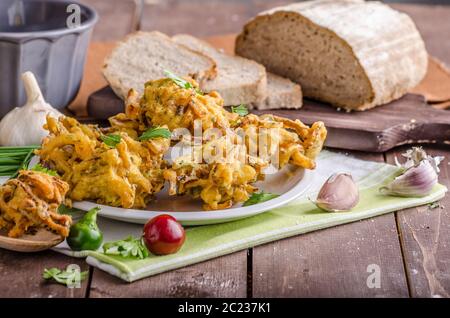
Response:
[53, 151, 447, 282]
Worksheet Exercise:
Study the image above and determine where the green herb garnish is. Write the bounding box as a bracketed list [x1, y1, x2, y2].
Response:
[164, 70, 203, 94]
[43, 267, 88, 287]
[102, 236, 149, 259]
[101, 134, 122, 148]
[164, 70, 194, 89]
[138, 127, 171, 141]
[31, 163, 59, 177]
[231, 104, 249, 116]
[243, 192, 279, 206]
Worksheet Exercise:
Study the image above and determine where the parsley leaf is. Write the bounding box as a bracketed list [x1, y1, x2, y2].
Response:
[101, 134, 121, 148]
[43, 267, 88, 287]
[31, 163, 59, 177]
[243, 192, 279, 206]
[102, 236, 149, 259]
[231, 104, 249, 116]
[138, 127, 171, 141]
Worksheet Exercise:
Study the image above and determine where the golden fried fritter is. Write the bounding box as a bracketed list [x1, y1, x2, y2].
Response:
[37, 116, 170, 208]
[109, 78, 238, 134]
[236, 114, 327, 169]
[164, 153, 260, 210]
[0, 170, 72, 238]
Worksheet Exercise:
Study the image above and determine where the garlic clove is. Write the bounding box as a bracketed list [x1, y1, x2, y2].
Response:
[315, 173, 359, 212]
[380, 160, 438, 197]
[0, 72, 62, 146]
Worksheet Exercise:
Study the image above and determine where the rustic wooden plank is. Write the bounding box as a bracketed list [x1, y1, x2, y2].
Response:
[89, 250, 247, 297]
[385, 145, 450, 298]
[252, 151, 409, 297]
[0, 250, 90, 298]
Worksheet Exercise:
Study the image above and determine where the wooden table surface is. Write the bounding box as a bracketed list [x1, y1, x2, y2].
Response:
[1, 1, 449, 298]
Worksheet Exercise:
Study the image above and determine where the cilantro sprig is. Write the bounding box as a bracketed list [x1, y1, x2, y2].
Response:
[101, 134, 122, 148]
[231, 104, 249, 116]
[43, 267, 88, 287]
[139, 127, 171, 141]
[243, 192, 279, 206]
[31, 163, 59, 177]
[102, 236, 149, 259]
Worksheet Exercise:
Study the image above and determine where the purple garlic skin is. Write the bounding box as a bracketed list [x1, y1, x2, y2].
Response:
[380, 160, 438, 197]
[315, 173, 359, 212]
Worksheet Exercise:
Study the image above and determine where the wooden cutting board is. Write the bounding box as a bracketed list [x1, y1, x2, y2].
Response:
[84, 35, 450, 152]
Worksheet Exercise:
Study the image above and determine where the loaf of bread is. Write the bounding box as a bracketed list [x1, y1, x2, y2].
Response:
[173, 34, 267, 105]
[235, 0, 428, 111]
[103, 31, 217, 99]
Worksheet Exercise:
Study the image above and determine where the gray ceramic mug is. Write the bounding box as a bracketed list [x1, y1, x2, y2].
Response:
[0, 0, 98, 118]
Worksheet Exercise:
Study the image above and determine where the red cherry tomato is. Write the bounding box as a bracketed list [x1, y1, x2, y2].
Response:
[143, 214, 186, 255]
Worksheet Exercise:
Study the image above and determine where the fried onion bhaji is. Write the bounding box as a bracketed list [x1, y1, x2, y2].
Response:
[37, 116, 170, 208]
[234, 114, 327, 170]
[0, 170, 72, 238]
[109, 78, 238, 134]
[164, 136, 268, 210]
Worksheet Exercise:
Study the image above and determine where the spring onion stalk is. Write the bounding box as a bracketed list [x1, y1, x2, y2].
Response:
[0, 146, 40, 178]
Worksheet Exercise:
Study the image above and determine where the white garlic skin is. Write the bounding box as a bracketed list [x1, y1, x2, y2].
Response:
[0, 72, 62, 146]
[380, 160, 438, 197]
[315, 173, 359, 212]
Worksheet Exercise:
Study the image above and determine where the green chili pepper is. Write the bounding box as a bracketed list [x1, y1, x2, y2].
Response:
[66, 207, 103, 251]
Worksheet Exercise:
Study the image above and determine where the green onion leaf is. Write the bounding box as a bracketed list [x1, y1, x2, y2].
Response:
[138, 127, 171, 141]
[243, 192, 279, 206]
[231, 104, 249, 116]
[31, 163, 59, 177]
[101, 134, 122, 148]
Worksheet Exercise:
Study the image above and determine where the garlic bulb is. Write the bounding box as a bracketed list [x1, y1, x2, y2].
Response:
[315, 173, 359, 212]
[380, 147, 443, 197]
[0, 72, 62, 146]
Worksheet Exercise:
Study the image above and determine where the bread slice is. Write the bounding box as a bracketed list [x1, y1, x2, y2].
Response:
[235, 0, 428, 111]
[173, 34, 267, 105]
[103, 31, 217, 99]
[251, 73, 302, 109]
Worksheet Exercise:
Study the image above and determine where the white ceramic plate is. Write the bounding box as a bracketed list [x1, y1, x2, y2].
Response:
[72, 165, 312, 226]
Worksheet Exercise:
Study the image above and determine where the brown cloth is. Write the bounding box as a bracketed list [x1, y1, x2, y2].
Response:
[69, 35, 450, 117]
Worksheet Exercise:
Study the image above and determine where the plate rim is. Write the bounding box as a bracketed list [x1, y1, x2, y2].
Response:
[73, 168, 312, 224]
